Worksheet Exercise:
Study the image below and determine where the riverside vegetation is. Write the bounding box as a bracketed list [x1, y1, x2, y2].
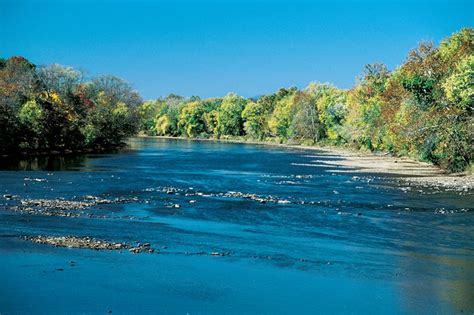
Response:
[1, 28, 472, 172]
[0, 58, 141, 154]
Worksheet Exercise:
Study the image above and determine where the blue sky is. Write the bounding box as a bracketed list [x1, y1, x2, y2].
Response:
[1, 0, 472, 99]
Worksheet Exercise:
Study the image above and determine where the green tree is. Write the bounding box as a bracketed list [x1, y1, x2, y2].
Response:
[309, 83, 348, 142]
[442, 55, 474, 111]
[159, 94, 186, 136]
[82, 76, 141, 148]
[17, 99, 45, 149]
[178, 101, 207, 137]
[242, 100, 268, 140]
[138, 100, 166, 135]
[291, 90, 325, 142]
[217, 93, 247, 136]
[203, 109, 219, 136]
[345, 63, 392, 151]
[268, 94, 296, 140]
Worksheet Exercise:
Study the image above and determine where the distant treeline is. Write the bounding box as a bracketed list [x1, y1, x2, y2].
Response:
[0, 58, 141, 154]
[1, 28, 472, 172]
[139, 28, 473, 172]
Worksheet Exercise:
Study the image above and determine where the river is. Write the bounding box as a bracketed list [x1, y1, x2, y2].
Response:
[0, 137, 473, 314]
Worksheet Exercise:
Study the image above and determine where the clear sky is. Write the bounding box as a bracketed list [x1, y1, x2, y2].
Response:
[1, 0, 472, 99]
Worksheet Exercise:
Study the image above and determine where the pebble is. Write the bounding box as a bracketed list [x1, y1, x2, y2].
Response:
[7, 196, 140, 218]
[22, 236, 156, 254]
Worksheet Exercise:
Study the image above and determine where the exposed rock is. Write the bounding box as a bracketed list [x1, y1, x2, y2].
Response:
[210, 251, 232, 256]
[150, 186, 296, 205]
[220, 191, 291, 204]
[24, 177, 47, 182]
[21, 235, 156, 254]
[6, 195, 140, 218]
[399, 175, 474, 192]
[21, 198, 91, 210]
[128, 245, 154, 254]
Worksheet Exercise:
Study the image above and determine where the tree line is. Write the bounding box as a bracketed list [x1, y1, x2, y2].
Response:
[0, 57, 141, 154]
[1, 28, 472, 172]
[138, 28, 473, 172]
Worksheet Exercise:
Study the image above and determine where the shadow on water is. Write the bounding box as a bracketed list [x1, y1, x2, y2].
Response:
[0, 147, 138, 171]
[0, 155, 90, 171]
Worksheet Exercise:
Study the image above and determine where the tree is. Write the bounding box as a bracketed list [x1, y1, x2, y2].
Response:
[37, 64, 82, 97]
[160, 94, 186, 136]
[217, 93, 247, 136]
[242, 100, 268, 140]
[314, 84, 347, 142]
[268, 94, 296, 140]
[155, 115, 172, 136]
[442, 55, 474, 111]
[203, 109, 219, 136]
[178, 101, 207, 137]
[0, 56, 38, 111]
[177, 97, 222, 137]
[438, 27, 474, 70]
[358, 63, 390, 98]
[17, 100, 44, 149]
[90, 75, 142, 109]
[292, 90, 325, 142]
[83, 76, 141, 147]
[398, 42, 443, 109]
[138, 100, 166, 135]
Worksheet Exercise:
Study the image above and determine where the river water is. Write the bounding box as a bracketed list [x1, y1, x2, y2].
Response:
[0, 137, 473, 314]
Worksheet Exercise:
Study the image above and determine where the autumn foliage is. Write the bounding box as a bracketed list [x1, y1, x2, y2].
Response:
[138, 28, 473, 172]
[0, 58, 141, 154]
[1, 28, 472, 172]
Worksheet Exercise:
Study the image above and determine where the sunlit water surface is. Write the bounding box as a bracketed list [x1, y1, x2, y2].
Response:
[0, 138, 473, 314]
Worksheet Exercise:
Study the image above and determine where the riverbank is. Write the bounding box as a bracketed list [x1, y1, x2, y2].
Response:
[140, 135, 473, 191]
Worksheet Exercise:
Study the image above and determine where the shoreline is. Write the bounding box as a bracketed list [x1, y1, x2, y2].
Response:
[139, 135, 473, 191]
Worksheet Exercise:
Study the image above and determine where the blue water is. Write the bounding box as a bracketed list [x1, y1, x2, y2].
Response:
[0, 138, 473, 314]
